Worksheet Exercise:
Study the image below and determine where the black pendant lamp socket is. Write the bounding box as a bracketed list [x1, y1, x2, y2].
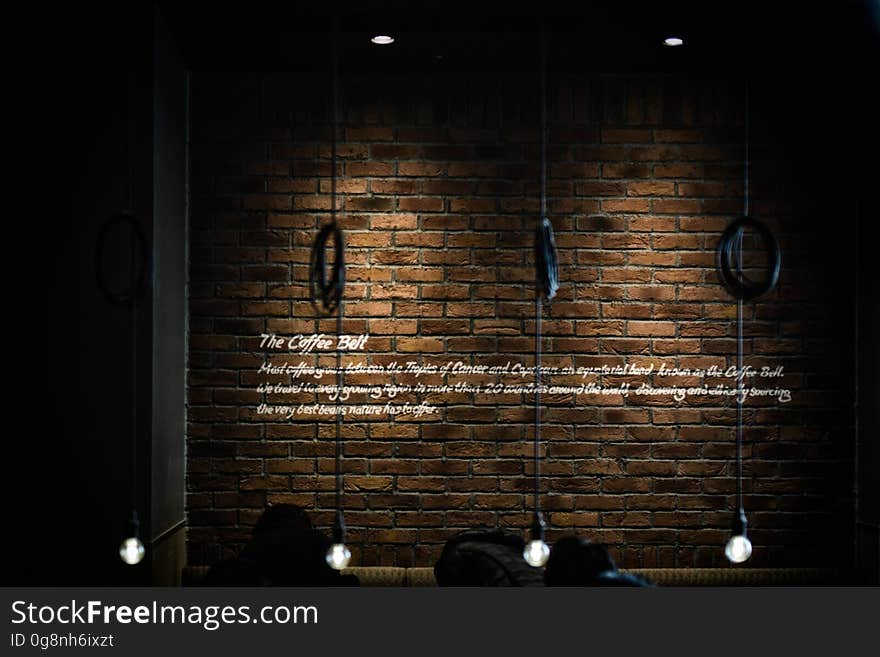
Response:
[524, 29, 555, 569]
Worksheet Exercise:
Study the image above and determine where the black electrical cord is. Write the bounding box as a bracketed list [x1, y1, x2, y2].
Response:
[534, 30, 559, 302]
[719, 77, 782, 557]
[310, 17, 345, 318]
[318, 17, 347, 550]
[530, 29, 555, 547]
[129, 218, 139, 532]
[95, 211, 149, 562]
[94, 213, 149, 519]
[333, 306, 345, 545]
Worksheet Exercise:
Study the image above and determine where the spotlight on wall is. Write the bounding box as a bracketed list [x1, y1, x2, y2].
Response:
[663, 36, 684, 47]
[371, 35, 395, 45]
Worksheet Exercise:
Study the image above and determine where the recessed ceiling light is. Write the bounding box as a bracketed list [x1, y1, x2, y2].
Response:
[371, 35, 395, 45]
[663, 37, 684, 47]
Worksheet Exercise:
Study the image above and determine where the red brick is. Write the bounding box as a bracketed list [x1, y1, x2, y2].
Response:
[188, 72, 844, 572]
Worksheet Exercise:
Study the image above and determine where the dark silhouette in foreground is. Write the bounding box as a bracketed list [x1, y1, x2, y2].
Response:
[434, 529, 653, 587]
[544, 535, 652, 587]
[435, 528, 545, 586]
[204, 505, 359, 586]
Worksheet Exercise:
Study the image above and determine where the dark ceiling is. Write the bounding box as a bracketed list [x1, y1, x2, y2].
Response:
[158, 0, 880, 75]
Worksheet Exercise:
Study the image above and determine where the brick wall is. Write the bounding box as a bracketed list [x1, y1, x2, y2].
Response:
[187, 71, 855, 569]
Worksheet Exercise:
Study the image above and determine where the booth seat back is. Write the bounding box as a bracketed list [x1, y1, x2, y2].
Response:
[182, 565, 846, 587]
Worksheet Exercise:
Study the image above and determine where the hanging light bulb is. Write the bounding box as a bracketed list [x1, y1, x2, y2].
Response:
[725, 535, 752, 563]
[325, 543, 352, 570]
[119, 510, 145, 565]
[523, 512, 550, 568]
[724, 508, 752, 564]
[119, 537, 145, 565]
[524, 538, 550, 568]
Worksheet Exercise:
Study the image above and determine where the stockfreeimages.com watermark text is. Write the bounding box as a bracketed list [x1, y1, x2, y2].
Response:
[11, 599, 317, 632]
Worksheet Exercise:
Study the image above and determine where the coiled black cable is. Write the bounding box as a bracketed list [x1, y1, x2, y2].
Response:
[716, 215, 781, 300]
[535, 217, 559, 301]
[309, 222, 345, 316]
[95, 212, 149, 306]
